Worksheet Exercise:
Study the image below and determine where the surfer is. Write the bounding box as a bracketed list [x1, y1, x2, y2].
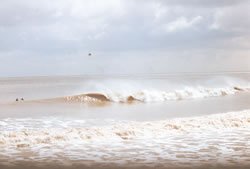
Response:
[16, 98, 18, 102]
[21, 98, 24, 101]
[88, 53, 92, 56]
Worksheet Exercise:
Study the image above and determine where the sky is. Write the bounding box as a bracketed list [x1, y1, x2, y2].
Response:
[0, 0, 249, 77]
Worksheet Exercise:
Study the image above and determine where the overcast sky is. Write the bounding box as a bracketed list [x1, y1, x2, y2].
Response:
[0, 0, 250, 77]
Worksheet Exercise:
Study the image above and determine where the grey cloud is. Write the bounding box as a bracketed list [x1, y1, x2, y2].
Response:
[0, 0, 249, 76]
[157, 0, 247, 8]
[210, 3, 250, 33]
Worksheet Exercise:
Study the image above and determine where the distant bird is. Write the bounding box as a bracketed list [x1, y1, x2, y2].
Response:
[88, 53, 92, 56]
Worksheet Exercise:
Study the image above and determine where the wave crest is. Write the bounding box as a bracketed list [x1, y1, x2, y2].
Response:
[59, 86, 249, 103]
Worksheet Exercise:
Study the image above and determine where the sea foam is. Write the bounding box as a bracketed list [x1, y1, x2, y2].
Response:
[0, 109, 249, 145]
[0, 110, 250, 168]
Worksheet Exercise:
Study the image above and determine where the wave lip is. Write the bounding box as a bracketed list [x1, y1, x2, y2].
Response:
[65, 93, 109, 102]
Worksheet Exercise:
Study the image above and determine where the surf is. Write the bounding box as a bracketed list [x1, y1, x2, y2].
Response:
[29, 85, 249, 104]
[0, 109, 249, 144]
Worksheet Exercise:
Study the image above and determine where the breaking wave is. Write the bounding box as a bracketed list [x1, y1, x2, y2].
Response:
[42, 86, 249, 103]
[0, 110, 249, 145]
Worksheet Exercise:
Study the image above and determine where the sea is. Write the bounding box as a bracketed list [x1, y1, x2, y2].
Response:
[0, 72, 250, 169]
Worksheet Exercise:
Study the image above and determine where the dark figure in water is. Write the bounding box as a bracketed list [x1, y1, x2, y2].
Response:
[88, 53, 92, 56]
[16, 98, 18, 102]
[21, 98, 24, 101]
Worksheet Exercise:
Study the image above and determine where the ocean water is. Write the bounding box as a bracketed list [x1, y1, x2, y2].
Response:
[0, 73, 250, 169]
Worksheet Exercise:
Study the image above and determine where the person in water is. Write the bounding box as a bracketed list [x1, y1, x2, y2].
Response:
[16, 98, 24, 101]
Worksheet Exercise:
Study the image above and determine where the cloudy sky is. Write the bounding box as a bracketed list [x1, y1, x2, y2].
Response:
[0, 0, 249, 77]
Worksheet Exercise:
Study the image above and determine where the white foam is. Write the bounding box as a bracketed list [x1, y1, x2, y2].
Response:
[0, 110, 250, 167]
[0, 110, 249, 145]
[102, 86, 248, 102]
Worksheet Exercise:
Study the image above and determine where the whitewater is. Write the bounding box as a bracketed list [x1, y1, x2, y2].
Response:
[0, 73, 250, 169]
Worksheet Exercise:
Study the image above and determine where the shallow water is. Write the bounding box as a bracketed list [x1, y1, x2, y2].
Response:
[0, 110, 250, 169]
[0, 73, 250, 169]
